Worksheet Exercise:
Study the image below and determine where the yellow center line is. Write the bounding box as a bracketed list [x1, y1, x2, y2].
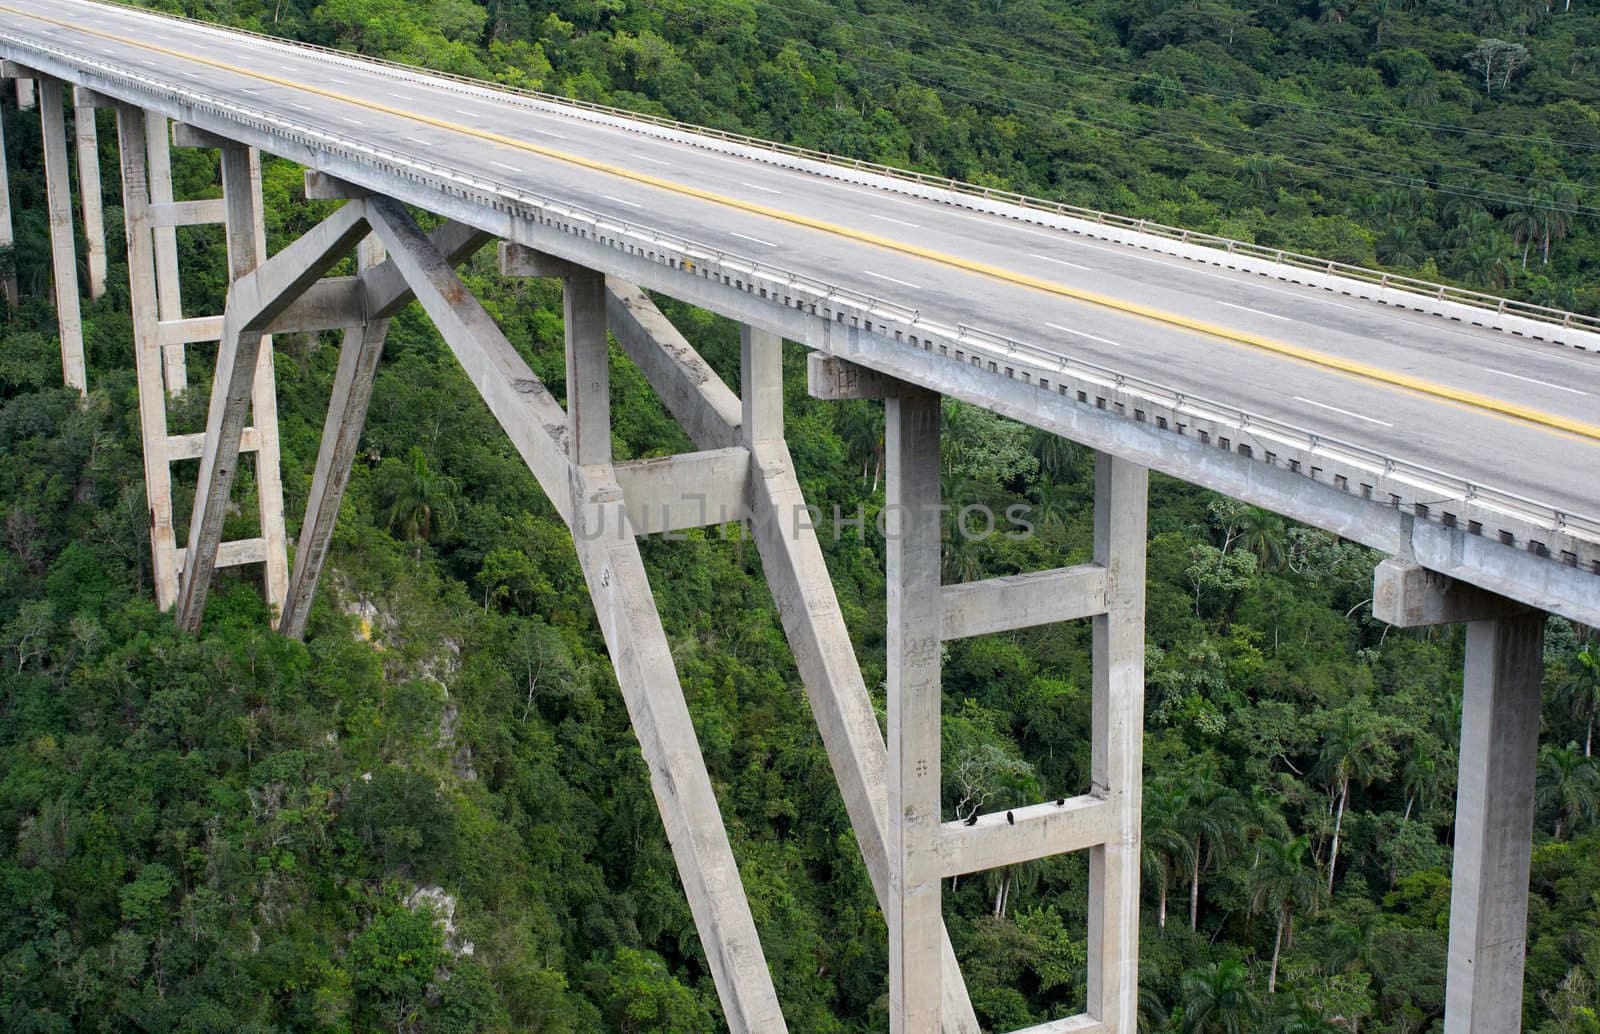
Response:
[11, 2, 1600, 445]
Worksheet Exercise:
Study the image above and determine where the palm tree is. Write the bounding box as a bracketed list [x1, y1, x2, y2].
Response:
[1450, 240, 1511, 289]
[1248, 835, 1324, 992]
[1399, 738, 1451, 828]
[1236, 507, 1288, 572]
[1277, 996, 1342, 1033]
[1176, 778, 1249, 931]
[1560, 646, 1600, 757]
[375, 446, 459, 560]
[1319, 709, 1394, 895]
[1143, 787, 1197, 932]
[1028, 426, 1079, 484]
[1535, 743, 1600, 839]
[837, 402, 884, 491]
[985, 857, 1041, 919]
[1532, 184, 1577, 266]
[1503, 205, 1540, 271]
[1179, 960, 1258, 1034]
[1374, 223, 1427, 268]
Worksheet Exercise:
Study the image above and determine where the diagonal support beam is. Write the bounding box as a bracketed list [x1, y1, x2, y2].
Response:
[607, 280, 981, 1033]
[174, 179, 372, 632]
[281, 222, 491, 640]
[371, 208, 787, 1031]
[365, 199, 572, 521]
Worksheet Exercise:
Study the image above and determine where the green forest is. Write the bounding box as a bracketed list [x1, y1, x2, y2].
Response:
[2, 0, 1599, 1031]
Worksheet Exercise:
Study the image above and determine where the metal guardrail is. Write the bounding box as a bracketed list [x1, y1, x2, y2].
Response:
[91, 0, 1600, 337]
[2, 23, 1596, 566]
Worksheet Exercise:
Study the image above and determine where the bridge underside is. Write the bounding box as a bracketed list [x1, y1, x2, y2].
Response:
[0, 64, 1576, 1034]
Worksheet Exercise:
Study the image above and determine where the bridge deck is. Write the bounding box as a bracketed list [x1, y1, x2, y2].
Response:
[2, 0, 1597, 619]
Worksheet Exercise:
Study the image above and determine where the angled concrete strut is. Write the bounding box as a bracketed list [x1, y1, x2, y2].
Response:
[370, 206, 789, 1033]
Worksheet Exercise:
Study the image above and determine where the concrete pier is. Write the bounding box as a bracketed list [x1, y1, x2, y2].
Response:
[1375, 558, 1544, 1034]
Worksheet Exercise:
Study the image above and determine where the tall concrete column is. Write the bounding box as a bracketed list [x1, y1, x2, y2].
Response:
[1087, 453, 1149, 1028]
[145, 114, 185, 393]
[116, 104, 180, 609]
[740, 325, 783, 443]
[15, 77, 34, 111]
[563, 267, 609, 465]
[0, 95, 17, 307]
[1447, 614, 1544, 1033]
[886, 384, 944, 1034]
[38, 79, 85, 392]
[1374, 559, 1545, 1034]
[73, 87, 106, 299]
[241, 148, 290, 623]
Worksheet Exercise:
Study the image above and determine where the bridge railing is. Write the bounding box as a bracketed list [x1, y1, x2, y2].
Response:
[6, 23, 1597, 573]
[97, 0, 1600, 340]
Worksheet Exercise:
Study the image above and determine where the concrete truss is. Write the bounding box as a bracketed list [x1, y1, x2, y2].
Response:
[115, 108, 296, 625]
[10, 85, 1567, 1031]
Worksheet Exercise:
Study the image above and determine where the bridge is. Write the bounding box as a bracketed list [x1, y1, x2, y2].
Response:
[1, 0, 1596, 1030]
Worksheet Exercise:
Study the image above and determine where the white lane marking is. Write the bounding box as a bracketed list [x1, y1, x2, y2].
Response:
[1484, 367, 1591, 396]
[405, 136, 430, 145]
[1028, 252, 1091, 272]
[339, 116, 361, 124]
[739, 180, 783, 195]
[289, 102, 312, 110]
[602, 194, 642, 208]
[1218, 300, 1293, 322]
[1292, 396, 1394, 427]
[492, 160, 520, 172]
[731, 231, 778, 248]
[863, 269, 921, 290]
[533, 128, 569, 139]
[870, 214, 920, 228]
[638, 155, 673, 166]
[1045, 321, 1121, 347]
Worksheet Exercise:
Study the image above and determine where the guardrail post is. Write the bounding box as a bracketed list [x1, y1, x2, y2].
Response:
[38, 78, 85, 392]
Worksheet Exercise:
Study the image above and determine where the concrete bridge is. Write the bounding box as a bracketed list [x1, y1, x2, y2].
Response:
[1, 1, 1596, 1029]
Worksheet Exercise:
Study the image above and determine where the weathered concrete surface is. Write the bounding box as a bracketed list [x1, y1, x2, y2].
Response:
[1374, 557, 1529, 627]
[1087, 454, 1148, 1030]
[115, 103, 179, 609]
[611, 284, 980, 1031]
[941, 565, 1108, 640]
[885, 384, 944, 1034]
[1446, 613, 1545, 1034]
[401, 211, 787, 1031]
[175, 171, 370, 631]
[38, 78, 84, 391]
[73, 87, 106, 299]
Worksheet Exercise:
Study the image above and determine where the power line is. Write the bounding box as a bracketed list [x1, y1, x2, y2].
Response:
[642, 4, 1599, 216]
[706, 0, 1600, 154]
